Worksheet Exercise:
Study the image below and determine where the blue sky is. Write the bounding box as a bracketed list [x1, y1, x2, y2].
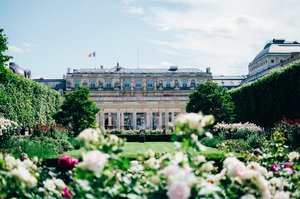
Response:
[1, 0, 300, 78]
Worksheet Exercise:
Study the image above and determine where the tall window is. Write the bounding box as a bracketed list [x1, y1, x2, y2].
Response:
[136, 79, 141, 88]
[74, 79, 80, 88]
[90, 80, 96, 88]
[124, 79, 130, 88]
[182, 80, 187, 88]
[190, 79, 196, 88]
[166, 79, 171, 88]
[174, 80, 179, 88]
[106, 79, 111, 88]
[147, 79, 153, 88]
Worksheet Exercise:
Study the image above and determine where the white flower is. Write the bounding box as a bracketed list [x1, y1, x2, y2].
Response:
[251, 174, 268, 192]
[175, 113, 205, 131]
[78, 150, 108, 174]
[130, 160, 143, 172]
[223, 157, 247, 178]
[240, 194, 256, 199]
[54, 179, 66, 190]
[288, 151, 299, 162]
[43, 179, 57, 192]
[172, 152, 188, 164]
[168, 182, 191, 199]
[200, 162, 215, 172]
[192, 155, 206, 165]
[76, 179, 91, 191]
[109, 134, 119, 142]
[198, 179, 221, 195]
[247, 162, 267, 175]
[205, 132, 213, 138]
[11, 167, 37, 187]
[274, 191, 290, 199]
[5, 155, 16, 170]
[77, 128, 99, 143]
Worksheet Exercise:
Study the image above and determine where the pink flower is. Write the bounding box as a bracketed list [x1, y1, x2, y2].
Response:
[284, 162, 295, 173]
[274, 191, 290, 199]
[58, 155, 78, 171]
[167, 182, 191, 199]
[62, 187, 72, 198]
[269, 164, 280, 172]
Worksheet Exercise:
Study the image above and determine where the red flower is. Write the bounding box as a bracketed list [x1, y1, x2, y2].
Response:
[284, 162, 296, 173]
[62, 187, 72, 198]
[269, 164, 280, 172]
[58, 155, 78, 171]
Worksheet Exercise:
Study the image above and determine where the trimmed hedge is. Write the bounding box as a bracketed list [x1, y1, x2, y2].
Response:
[229, 61, 300, 127]
[116, 134, 172, 142]
[0, 65, 62, 127]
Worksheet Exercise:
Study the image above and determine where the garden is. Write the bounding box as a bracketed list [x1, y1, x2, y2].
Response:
[1, 29, 300, 198]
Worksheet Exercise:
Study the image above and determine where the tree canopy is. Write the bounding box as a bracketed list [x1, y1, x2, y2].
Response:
[186, 81, 236, 123]
[0, 29, 12, 65]
[53, 87, 100, 136]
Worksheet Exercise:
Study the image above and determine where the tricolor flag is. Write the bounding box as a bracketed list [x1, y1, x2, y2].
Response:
[88, 52, 96, 58]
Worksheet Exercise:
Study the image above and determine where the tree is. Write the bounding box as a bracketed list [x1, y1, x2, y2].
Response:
[0, 29, 12, 65]
[186, 81, 236, 123]
[53, 87, 100, 136]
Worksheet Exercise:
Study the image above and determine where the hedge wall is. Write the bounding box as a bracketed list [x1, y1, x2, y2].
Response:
[229, 61, 300, 127]
[0, 65, 62, 127]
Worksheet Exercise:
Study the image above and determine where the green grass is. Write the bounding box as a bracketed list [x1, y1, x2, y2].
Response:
[51, 142, 233, 161]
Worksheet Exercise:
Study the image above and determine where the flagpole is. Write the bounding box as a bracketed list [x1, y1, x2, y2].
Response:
[94, 50, 96, 68]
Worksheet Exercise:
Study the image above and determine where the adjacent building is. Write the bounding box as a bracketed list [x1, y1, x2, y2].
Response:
[213, 75, 245, 89]
[65, 63, 212, 130]
[33, 78, 66, 95]
[8, 62, 31, 78]
[245, 39, 300, 82]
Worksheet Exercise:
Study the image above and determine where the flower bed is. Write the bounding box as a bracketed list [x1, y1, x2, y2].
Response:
[0, 113, 299, 198]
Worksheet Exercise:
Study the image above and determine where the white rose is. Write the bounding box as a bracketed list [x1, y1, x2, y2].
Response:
[11, 167, 37, 187]
[274, 191, 290, 199]
[288, 152, 299, 162]
[77, 128, 99, 143]
[110, 134, 119, 142]
[43, 179, 56, 192]
[78, 150, 108, 174]
[240, 194, 256, 199]
[167, 182, 191, 199]
[5, 155, 16, 170]
[76, 179, 91, 191]
[54, 178, 66, 191]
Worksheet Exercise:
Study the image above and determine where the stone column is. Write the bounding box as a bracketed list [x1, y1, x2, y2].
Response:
[149, 111, 153, 130]
[121, 112, 124, 129]
[171, 112, 175, 123]
[133, 110, 137, 130]
[117, 110, 120, 129]
[165, 110, 169, 126]
[108, 112, 112, 127]
[101, 110, 105, 128]
[159, 112, 162, 129]
[146, 111, 151, 129]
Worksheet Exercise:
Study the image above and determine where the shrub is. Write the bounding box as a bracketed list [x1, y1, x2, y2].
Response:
[200, 137, 222, 148]
[275, 118, 300, 149]
[230, 61, 300, 127]
[213, 122, 264, 140]
[217, 139, 251, 153]
[0, 117, 19, 148]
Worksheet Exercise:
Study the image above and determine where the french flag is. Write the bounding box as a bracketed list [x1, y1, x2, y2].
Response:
[88, 52, 96, 58]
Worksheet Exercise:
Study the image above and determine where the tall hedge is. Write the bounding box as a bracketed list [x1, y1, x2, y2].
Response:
[229, 61, 300, 127]
[0, 66, 62, 127]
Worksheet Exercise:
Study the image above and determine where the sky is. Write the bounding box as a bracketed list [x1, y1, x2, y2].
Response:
[1, 0, 300, 79]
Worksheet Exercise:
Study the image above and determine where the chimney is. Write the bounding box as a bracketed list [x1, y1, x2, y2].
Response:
[100, 65, 103, 69]
[67, 68, 71, 73]
[206, 67, 211, 73]
[63, 75, 66, 79]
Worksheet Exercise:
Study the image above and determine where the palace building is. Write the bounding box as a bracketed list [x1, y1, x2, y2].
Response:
[65, 63, 212, 130]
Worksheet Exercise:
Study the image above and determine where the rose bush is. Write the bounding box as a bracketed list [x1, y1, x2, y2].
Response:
[0, 112, 299, 198]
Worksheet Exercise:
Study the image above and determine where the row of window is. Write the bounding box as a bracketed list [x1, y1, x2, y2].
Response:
[72, 79, 197, 88]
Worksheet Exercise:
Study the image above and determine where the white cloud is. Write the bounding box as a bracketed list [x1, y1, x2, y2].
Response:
[8, 45, 24, 53]
[123, 0, 300, 75]
[160, 61, 172, 67]
[127, 6, 144, 15]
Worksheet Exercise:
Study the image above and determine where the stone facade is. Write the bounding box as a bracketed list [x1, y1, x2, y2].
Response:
[66, 64, 212, 130]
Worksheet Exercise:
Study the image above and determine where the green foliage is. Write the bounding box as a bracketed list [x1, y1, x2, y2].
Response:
[0, 29, 12, 64]
[53, 87, 100, 136]
[229, 61, 300, 127]
[200, 137, 222, 148]
[186, 81, 236, 123]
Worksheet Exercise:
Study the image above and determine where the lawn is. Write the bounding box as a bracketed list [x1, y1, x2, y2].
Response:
[59, 142, 231, 160]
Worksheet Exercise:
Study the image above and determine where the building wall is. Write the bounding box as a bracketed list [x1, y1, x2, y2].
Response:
[66, 67, 212, 130]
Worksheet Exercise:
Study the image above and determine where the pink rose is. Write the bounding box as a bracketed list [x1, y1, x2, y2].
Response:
[62, 187, 72, 198]
[269, 164, 280, 172]
[58, 155, 78, 171]
[168, 182, 191, 199]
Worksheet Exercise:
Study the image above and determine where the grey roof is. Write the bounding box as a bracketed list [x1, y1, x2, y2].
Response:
[252, 39, 300, 62]
[70, 66, 205, 74]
